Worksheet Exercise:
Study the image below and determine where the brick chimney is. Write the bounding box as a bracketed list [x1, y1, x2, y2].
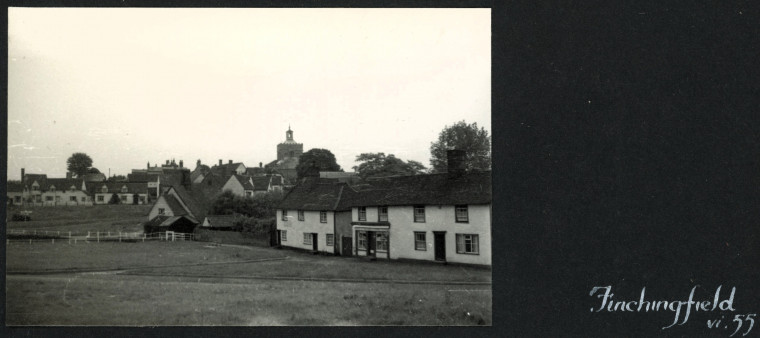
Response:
[21, 168, 25, 180]
[179, 160, 183, 168]
[259, 162, 263, 168]
[446, 149, 466, 179]
[219, 159, 222, 166]
[66, 172, 72, 179]
[197, 159, 201, 167]
[229, 159, 233, 165]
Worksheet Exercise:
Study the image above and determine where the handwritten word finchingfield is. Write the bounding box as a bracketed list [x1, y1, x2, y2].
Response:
[589, 285, 736, 330]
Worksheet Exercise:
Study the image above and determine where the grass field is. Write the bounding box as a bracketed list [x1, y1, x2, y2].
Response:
[6, 204, 151, 232]
[6, 241, 491, 325]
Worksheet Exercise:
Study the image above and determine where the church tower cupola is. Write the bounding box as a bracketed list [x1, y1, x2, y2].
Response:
[286, 125, 294, 142]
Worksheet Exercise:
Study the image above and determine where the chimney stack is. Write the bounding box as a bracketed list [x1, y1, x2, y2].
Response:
[259, 162, 263, 168]
[197, 159, 201, 167]
[219, 159, 222, 166]
[21, 168, 25, 180]
[229, 159, 233, 165]
[66, 172, 72, 179]
[446, 149, 466, 179]
[179, 160, 183, 168]
[147, 162, 149, 169]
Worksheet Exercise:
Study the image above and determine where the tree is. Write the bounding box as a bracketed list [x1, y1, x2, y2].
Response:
[208, 190, 284, 219]
[66, 153, 94, 178]
[107, 175, 127, 182]
[108, 193, 120, 205]
[296, 148, 342, 178]
[352, 153, 427, 179]
[429, 120, 491, 172]
[87, 168, 101, 174]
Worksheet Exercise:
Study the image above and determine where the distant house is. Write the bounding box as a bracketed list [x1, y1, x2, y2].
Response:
[8, 169, 94, 206]
[91, 182, 149, 205]
[81, 173, 106, 183]
[145, 185, 205, 234]
[191, 160, 211, 184]
[221, 174, 256, 197]
[252, 175, 284, 196]
[211, 159, 247, 176]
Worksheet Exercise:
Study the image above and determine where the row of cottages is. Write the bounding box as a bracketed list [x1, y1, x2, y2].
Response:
[89, 182, 150, 205]
[145, 185, 208, 234]
[275, 150, 492, 266]
[7, 174, 93, 206]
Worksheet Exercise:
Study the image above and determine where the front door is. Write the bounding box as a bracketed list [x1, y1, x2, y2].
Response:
[275, 230, 282, 246]
[312, 233, 318, 252]
[367, 231, 376, 257]
[342, 236, 353, 256]
[434, 232, 446, 261]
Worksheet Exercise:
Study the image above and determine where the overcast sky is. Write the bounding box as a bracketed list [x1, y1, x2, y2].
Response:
[7, 8, 490, 181]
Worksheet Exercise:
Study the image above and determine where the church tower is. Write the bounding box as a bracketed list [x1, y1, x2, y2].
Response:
[277, 125, 303, 161]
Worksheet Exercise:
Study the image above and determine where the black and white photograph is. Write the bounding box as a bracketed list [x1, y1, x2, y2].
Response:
[6, 7, 492, 326]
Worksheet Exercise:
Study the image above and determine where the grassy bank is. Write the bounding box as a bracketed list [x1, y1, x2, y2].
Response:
[6, 204, 151, 232]
[6, 241, 286, 272]
[7, 275, 491, 325]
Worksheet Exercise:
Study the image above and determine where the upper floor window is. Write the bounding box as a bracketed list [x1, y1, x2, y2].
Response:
[50, 186, 56, 192]
[414, 205, 426, 223]
[121, 186, 128, 193]
[455, 205, 469, 223]
[378, 206, 388, 222]
[298, 210, 305, 221]
[101, 186, 108, 193]
[320, 211, 327, 223]
[32, 185, 40, 191]
[282, 210, 288, 221]
[158, 208, 165, 215]
[358, 207, 367, 221]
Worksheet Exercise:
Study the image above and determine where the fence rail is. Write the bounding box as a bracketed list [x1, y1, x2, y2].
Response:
[6, 229, 194, 244]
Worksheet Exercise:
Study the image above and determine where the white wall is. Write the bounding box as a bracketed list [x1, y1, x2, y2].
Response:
[147, 196, 176, 220]
[277, 209, 335, 254]
[221, 177, 246, 196]
[353, 204, 491, 265]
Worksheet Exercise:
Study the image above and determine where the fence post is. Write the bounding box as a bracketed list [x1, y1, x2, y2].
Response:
[30, 239, 32, 245]
[69, 231, 71, 238]
[88, 231, 90, 238]
[119, 232, 122, 242]
[97, 232, 100, 243]
[108, 231, 111, 237]
[52, 238, 55, 244]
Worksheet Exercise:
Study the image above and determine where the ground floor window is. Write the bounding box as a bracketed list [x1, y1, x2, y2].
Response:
[82, 197, 87, 202]
[326, 233, 334, 246]
[303, 233, 313, 245]
[46, 196, 53, 201]
[121, 195, 129, 202]
[98, 195, 104, 202]
[376, 232, 388, 251]
[15, 196, 21, 203]
[357, 231, 367, 250]
[415, 232, 427, 251]
[456, 234, 480, 254]
[281, 230, 287, 242]
[70, 196, 77, 201]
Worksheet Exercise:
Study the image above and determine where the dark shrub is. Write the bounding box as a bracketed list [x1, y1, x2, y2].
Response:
[11, 213, 31, 221]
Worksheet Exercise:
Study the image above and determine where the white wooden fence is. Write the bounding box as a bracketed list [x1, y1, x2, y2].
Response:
[6, 229, 194, 244]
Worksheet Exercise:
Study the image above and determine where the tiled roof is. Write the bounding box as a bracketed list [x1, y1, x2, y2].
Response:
[169, 185, 208, 221]
[252, 176, 272, 191]
[245, 167, 265, 176]
[144, 215, 171, 228]
[277, 182, 349, 211]
[346, 171, 492, 207]
[7, 181, 25, 192]
[320, 171, 358, 178]
[163, 194, 188, 217]
[233, 175, 254, 190]
[91, 182, 149, 194]
[44, 178, 85, 191]
[211, 163, 245, 175]
[203, 215, 237, 228]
